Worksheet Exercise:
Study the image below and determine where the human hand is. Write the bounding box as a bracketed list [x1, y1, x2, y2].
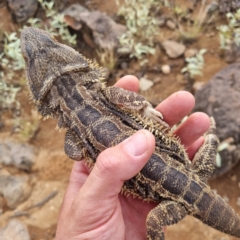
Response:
[55, 75, 210, 240]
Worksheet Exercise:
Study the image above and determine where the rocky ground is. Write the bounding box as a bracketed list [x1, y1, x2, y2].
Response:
[1, 0, 240, 240]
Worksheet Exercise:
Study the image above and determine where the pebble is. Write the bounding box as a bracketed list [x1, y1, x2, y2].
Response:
[192, 81, 205, 92]
[120, 62, 128, 70]
[0, 140, 37, 171]
[153, 77, 161, 83]
[162, 40, 186, 58]
[7, 0, 38, 23]
[0, 220, 30, 240]
[237, 197, 240, 206]
[0, 170, 32, 209]
[206, 32, 215, 38]
[166, 20, 176, 30]
[139, 77, 154, 91]
[64, 4, 126, 50]
[184, 48, 198, 58]
[231, 175, 237, 182]
[161, 65, 171, 74]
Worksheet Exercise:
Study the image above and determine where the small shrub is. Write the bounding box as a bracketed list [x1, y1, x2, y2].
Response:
[0, 77, 20, 111]
[218, 9, 240, 50]
[116, 0, 161, 63]
[181, 49, 207, 79]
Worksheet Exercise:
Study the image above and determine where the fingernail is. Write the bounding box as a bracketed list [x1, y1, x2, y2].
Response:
[124, 131, 147, 156]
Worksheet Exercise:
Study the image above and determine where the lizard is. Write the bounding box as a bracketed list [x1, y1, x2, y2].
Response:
[21, 27, 240, 240]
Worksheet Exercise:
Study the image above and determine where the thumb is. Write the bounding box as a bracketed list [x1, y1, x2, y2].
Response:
[81, 129, 155, 200]
[71, 130, 155, 228]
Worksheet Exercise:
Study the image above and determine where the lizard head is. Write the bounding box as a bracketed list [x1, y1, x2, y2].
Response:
[21, 27, 90, 102]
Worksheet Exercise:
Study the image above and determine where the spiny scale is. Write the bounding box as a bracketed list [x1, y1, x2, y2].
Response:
[21, 27, 240, 240]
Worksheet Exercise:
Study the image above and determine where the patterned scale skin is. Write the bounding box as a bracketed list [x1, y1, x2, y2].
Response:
[21, 27, 240, 240]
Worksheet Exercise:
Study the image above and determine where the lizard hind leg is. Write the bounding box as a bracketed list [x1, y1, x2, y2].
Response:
[146, 201, 187, 240]
[191, 117, 219, 181]
[64, 129, 88, 161]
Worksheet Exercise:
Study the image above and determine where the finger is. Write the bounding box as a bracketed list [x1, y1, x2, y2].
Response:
[59, 161, 89, 214]
[186, 137, 205, 160]
[74, 130, 155, 212]
[80, 129, 155, 199]
[174, 112, 210, 148]
[156, 91, 195, 126]
[115, 75, 139, 92]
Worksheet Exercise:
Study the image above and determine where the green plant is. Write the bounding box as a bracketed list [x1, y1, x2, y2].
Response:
[17, 110, 40, 141]
[215, 138, 235, 167]
[181, 49, 207, 79]
[28, 0, 77, 45]
[0, 77, 21, 111]
[218, 9, 240, 50]
[1, 32, 25, 71]
[171, 1, 218, 41]
[116, 0, 161, 63]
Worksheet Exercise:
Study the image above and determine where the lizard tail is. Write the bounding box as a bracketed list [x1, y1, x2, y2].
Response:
[194, 191, 240, 237]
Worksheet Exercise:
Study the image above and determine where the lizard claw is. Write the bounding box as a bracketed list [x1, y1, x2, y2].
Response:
[143, 104, 169, 127]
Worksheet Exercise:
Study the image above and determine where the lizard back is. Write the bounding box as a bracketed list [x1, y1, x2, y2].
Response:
[21, 27, 240, 239]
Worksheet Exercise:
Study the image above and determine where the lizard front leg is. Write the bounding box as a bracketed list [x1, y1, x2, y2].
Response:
[104, 86, 168, 126]
[64, 129, 88, 161]
[146, 201, 187, 240]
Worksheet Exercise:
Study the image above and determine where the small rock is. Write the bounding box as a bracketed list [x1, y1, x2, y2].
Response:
[153, 77, 161, 83]
[193, 63, 240, 177]
[231, 174, 237, 182]
[7, 0, 38, 23]
[139, 77, 154, 91]
[166, 20, 176, 30]
[193, 81, 205, 92]
[120, 62, 128, 70]
[206, 32, 215, 38]
[64, 4, 126, 50]
[184, 48, 198, 58]
[162, 40, 186, 58]
[0, 170, 32, 209]
[63, 4, 88, 30]
[0, 140, 37, 171]
[161, 65, 171, 74]
[0, 219, 30, 240]
[237, 197, 240, 206]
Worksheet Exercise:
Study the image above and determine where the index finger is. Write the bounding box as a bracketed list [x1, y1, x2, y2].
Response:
[115, 76, 195, 126]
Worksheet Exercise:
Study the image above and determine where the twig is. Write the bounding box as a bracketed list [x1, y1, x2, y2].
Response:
[25, 190, 58, 211]
[8, 190, 58, 219]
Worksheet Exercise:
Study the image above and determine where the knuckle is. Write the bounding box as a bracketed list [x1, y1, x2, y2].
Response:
[96, 147, 122, 175]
